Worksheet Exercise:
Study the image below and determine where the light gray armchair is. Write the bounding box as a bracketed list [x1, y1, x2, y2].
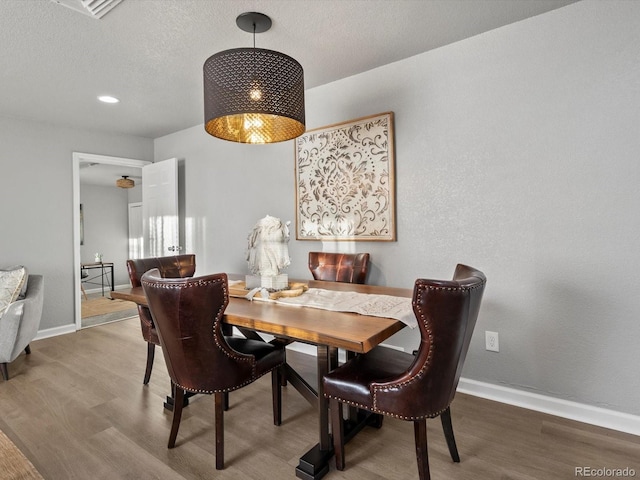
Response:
[0, 274, 44, 380]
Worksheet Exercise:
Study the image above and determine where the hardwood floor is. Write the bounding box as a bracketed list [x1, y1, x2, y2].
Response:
[81, 291, 137, 329]
[1, 318, 638, 479]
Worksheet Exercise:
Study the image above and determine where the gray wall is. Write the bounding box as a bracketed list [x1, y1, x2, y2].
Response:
[0, 116, 153, 330]
[154, 1, 640, 416]
[80, 184, 131, 286]
[127, 184, 142, 204]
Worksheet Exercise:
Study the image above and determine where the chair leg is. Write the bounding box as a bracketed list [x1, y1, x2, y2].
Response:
[168, 386, 184, 448]
[215, 392, 225, 470]
[272, 367, 282, 426]
[143, 342, 155, 385]
[367, 413, 384, 428]
[1, 363, 8, 381]
[223, 392, 229, 411]
[270, 337, 291, 386]
[414, 419, 431, 480]
[440, 406, 460, 462]
[25, 344, 31, 355]
[330, 398, 345, 470]
[280, 352, 288, 387]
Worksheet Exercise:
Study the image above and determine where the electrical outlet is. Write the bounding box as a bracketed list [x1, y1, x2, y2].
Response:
[485, 331, 499, 352]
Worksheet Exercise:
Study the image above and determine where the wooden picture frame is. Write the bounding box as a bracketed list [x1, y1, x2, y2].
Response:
[294, 112, 396, 241]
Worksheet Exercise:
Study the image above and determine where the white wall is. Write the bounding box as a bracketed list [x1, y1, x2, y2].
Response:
[80, 184, 131, 286]
[155, 0, 640, 417]
[0, 116, 153, 330]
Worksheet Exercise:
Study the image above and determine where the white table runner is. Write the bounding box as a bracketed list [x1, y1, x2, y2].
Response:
[273, 288, 417, 329]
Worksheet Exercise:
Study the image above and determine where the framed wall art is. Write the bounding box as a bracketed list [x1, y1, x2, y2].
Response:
[294, 112, 396, 241]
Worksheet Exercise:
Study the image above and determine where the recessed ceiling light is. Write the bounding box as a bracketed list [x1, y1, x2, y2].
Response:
[98, 95, 119, 104]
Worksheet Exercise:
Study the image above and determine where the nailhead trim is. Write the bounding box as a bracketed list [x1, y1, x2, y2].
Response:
[142, 276, 282, 394]
[174, 364, 281, 395]
[324, 394, 443, 421]
[328, 277, 486, 421]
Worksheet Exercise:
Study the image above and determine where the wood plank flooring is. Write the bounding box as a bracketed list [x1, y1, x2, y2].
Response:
[81, 292, 138, 329]
[1, 318, 638, 479]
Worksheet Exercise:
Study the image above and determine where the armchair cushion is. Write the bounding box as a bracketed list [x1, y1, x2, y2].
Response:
[0, 274, 43, 365]
[0, 266, 28, 316]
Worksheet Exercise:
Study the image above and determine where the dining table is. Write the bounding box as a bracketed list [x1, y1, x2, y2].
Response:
[112, 275, 411, 480]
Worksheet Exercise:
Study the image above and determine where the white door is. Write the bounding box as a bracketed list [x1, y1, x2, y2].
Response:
[142, 158, 181, 257]
[128, 202, 143, 259]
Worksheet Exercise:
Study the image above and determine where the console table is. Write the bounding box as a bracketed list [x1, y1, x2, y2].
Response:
[81, 262, 114, 297]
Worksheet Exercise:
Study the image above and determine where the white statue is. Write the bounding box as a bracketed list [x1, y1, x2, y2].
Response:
[246, 215, 291, 277]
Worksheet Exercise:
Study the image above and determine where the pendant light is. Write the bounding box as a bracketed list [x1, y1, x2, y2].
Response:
[203, 12, 305, 144]
[116, 176, 135, 189]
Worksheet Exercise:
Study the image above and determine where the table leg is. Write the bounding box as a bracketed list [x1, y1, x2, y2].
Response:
[295, 344, 336, 480]
[101, 264, 105, 296]
[317, 345, 331, 450]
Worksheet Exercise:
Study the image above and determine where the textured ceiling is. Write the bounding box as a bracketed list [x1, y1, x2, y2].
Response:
[0, 0, 577, 139]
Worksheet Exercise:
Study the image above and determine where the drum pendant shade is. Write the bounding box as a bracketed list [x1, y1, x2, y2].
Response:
[203, 13, 305, 144]
[116, 176, 135, 188]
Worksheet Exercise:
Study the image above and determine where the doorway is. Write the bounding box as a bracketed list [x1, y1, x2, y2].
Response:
[72, 152, 151, 330]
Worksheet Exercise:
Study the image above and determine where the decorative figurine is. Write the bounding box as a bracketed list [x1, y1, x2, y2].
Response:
[246, 215, 290, 290]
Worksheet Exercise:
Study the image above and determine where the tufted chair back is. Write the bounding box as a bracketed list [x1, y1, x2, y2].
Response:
[127, 255, 196, 288]
[322, 264, 486, 480]
[126, 254, 196, 384]
[375, 264, 486, 418]
[308, 252, 370, 284]
[142, 270, 251, 392]
[140, 268, 285, 469]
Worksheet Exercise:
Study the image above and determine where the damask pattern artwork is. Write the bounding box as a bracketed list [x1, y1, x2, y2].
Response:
[295, 112, 396, 241]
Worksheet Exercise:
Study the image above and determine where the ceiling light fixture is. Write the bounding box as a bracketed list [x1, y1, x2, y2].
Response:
[98, 95, 119, 104]
[203, 12, 305, 144]
[116, 176, 134, 188]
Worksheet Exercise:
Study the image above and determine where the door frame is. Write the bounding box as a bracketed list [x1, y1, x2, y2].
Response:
[72, 152, 151, 330]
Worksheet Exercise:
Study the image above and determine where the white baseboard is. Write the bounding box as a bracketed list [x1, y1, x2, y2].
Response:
[287, 342, 404, 361]
[34, 323, 76, 341]
[287, 342, 317, 356]
[457, 378, 640, 437]
[288, 344, 640, 436]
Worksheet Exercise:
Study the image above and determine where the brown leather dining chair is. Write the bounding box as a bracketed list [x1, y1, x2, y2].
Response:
[141, 269, 285, 470]
[323, 264, 486, 480]
[308, 252, 370, 284]
[308, 251, 372, 369]
[126, 254, 196, 384]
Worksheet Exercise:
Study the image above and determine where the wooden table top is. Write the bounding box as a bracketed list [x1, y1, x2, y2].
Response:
[112, 279, 411, 353]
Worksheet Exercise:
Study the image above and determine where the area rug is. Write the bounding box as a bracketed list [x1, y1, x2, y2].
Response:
[0, 429, 44, 480]
[81, 296, 138, 328]
[81, 296, 136, 318]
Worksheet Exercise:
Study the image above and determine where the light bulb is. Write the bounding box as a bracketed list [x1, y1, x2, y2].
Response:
[249, 88, 262, 101]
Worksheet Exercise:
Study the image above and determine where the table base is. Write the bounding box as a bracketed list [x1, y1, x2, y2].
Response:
[163, 391, 195, 411]
[296, 444, 332, 480]
[295, 410, 383, 480]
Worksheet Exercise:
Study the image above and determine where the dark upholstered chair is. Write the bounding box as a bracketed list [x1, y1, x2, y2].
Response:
[308, 252, 370, 284]
[126, 255, 196, 384]
[141, 269, 285, 470]
[308, 252, 372, 369]
[323, 264, 486, 480]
